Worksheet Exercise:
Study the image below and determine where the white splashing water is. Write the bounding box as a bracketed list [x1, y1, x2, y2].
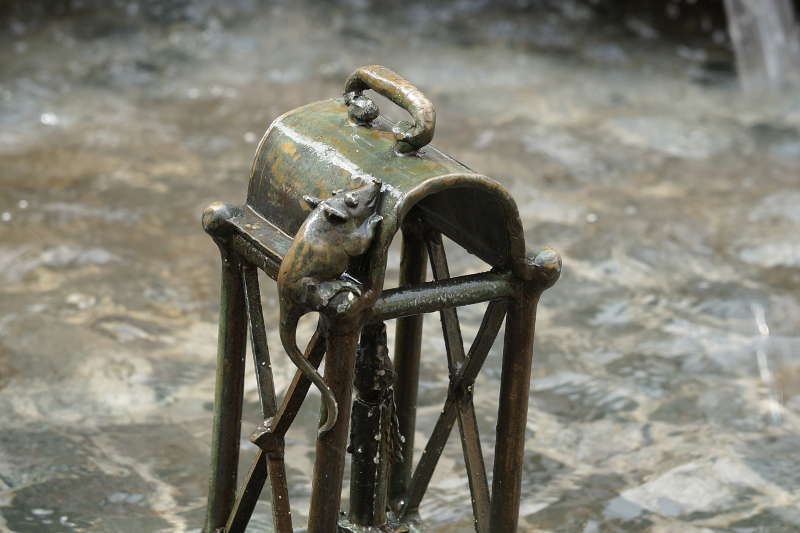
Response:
[724, 0, 800, 91]
[751, 303, 782, 424]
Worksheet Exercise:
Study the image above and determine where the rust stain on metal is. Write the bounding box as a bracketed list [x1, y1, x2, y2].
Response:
[280, 141, 297, 158]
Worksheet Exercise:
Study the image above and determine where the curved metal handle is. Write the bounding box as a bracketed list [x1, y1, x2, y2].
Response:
[344, 65, 436, 153]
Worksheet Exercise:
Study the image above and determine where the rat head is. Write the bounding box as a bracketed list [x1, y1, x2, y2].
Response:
[327, 176, 382, 221]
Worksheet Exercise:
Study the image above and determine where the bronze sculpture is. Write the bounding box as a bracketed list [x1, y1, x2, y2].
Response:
[277, 176, 383, 435]
[202, 64, 561, 532]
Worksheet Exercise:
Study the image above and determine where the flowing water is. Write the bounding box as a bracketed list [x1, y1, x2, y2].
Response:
[1, 1, 799, 531]
[724, 0, 800, 91]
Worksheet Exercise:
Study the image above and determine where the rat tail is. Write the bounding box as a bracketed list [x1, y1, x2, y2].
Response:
[280, 312, 338, 435]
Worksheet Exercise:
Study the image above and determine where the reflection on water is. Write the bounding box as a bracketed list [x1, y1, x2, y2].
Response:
[1, 1, 799, 531]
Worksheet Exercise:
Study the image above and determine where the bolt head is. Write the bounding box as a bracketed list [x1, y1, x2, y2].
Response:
[347, 94, 379, 123]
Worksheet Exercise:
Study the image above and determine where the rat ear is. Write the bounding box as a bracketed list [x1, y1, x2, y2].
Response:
[322, 204, 347, 222]
[303, 195, 322, 208]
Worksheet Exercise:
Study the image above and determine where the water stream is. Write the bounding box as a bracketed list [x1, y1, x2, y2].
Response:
[724, 0, 800, 91]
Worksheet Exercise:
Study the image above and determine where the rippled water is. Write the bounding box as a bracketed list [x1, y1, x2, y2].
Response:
[1, 1, 799, 531]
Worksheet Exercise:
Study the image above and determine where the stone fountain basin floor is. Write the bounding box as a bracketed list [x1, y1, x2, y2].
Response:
[1, 2, 800, 532]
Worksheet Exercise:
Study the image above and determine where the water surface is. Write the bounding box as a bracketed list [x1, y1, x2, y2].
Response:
[1, 2, 799, 531]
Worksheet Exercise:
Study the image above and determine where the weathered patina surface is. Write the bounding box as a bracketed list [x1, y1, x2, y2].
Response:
[202, 65, 561, 532]
[246, 85, 528, 292]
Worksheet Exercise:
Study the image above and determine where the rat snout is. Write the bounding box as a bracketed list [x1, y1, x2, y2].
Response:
[347, 175, 382, 213]
[368, 178, 381, 194]
[360, 176, 381, 198]
[353, 175, 381, 189]
[366, 178, 382, 203]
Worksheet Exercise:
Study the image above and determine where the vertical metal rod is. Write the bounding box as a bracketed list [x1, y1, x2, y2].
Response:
[307, 326, 360, 532]
[389, 226, 427, 509]
[373, 412, 392, 523]
[489, 287, 539, 532]
[243, 265, 278, 418]
[205, 249, 249, 532]
[349, 322, 392, 527]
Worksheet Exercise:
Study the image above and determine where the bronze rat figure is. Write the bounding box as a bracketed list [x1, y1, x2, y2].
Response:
[277, 176, 383, 435]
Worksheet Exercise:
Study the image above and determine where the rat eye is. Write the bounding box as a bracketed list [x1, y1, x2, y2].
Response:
[344, 193, 359, 207]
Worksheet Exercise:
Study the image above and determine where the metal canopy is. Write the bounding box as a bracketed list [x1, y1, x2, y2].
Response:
[245, 97, 528, 287]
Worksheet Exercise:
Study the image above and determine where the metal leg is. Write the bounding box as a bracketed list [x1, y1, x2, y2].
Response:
[348, 322, 393, 528]
[267, 449, 293, 532]
[389, 226, 427, 509]
[307, 325, 360, 533]
[489, 287, 539, 532]
[205, 247, 249, 532]
[250, 323, 327, 533]
[224, 265, 293, 533]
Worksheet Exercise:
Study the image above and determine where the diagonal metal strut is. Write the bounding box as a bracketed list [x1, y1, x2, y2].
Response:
[400, 232, 506, 532]
[226, 269, 328, 533]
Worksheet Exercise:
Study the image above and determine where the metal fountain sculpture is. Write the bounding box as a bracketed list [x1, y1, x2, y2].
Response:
[201, 65, 561, 533]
